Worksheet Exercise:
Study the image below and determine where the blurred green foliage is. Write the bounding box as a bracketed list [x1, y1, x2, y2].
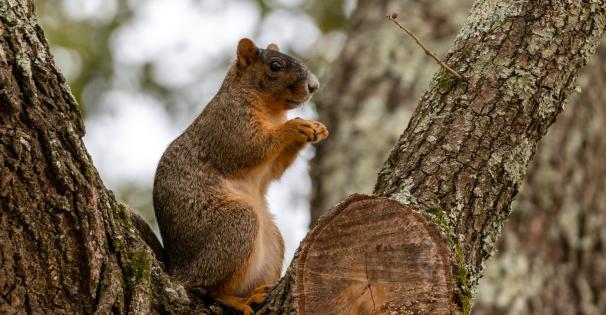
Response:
[37, 0, 132, 116]
[305, 0, 347, 33]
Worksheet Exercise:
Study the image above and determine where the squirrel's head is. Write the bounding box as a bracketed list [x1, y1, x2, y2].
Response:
[233, 38, 319, 111]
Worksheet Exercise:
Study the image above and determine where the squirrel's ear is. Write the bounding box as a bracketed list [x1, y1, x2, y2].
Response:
[266, 43, 280, 52]
[237, 38, 258, 68]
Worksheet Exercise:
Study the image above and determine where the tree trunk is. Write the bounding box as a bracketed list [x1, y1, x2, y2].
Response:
[0, 1, 194, 313]
[314, 1, 606, 314]
[373, 0, 606, 311]
[310, 0, 473, 225]
[473, 39, 606, 315]
[1, 0, 605, 314]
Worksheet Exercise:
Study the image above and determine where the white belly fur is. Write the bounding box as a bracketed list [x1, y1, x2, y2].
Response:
[224, 162, 285, 296]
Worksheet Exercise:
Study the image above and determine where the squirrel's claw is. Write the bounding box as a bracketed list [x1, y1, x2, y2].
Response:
[310, 121, 328, 144]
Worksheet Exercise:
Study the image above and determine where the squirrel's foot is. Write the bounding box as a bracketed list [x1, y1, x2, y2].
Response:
[245, 283, 273, 305]
[251, 284, 273, 295]
[246, 292, 267, 305]
[308, 120, 328, 144]
[214, 295, 254, 315]
[214, 285, 272, 315]
[289, 118, 329, 144]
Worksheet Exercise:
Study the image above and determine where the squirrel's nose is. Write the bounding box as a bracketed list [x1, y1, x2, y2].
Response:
[308, 74, 319, 93]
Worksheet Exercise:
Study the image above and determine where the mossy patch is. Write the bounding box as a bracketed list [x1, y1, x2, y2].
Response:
[112, 235, 124, 251]
[436, 68, 457, 94]
[128, 250, 152, 288]
[426, 208, 472, 315]
[452, 243, 472, 314]
[112, 202, 131, 225]
[85, 167, 95, 180]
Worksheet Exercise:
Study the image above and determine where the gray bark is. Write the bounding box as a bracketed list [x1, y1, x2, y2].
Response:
[373, 0, 606, 310]
[310, 0, 473, 225]
[473, 39, 606, 315]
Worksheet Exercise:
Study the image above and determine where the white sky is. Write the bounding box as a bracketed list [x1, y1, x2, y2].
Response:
[77, 0, 331, 269]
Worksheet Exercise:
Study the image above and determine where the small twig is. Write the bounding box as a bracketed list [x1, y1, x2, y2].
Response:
[387, 12, 463, 81]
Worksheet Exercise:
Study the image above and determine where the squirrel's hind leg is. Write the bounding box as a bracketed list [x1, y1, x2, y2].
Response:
[213, 285, 270, 315]
[245, 283, 273, 304]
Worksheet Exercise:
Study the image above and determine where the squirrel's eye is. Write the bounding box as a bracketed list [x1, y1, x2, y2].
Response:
[269, 61, 283, 72]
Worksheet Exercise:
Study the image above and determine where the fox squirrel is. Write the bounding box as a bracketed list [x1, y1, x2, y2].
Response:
[152, 38, 328, 314]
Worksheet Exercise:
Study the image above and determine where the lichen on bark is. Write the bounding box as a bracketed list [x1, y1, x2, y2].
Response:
[310, 0, 475, 224]
[474, 37, 606, 315]
[374, 0, 606, 306]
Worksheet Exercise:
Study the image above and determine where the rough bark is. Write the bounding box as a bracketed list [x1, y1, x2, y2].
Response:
[310, 0, 473, 225]
[373, 0, 606, 310]
[0, 1, 193, 313]
[313, 1, 606, 314]
[2, 0, 606, 314]
[473, 39, 606, 315]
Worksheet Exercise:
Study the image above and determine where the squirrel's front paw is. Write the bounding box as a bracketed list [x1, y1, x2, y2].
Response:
[290, 117, 329, 144]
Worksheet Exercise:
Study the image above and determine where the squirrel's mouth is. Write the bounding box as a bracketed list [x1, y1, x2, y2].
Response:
[285, 98, 307, 109]
[285, 94, 312, 108]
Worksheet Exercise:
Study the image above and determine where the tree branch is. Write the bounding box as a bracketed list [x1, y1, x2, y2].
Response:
[375, 0, 606, 309]
[387, 12, 464, 80]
